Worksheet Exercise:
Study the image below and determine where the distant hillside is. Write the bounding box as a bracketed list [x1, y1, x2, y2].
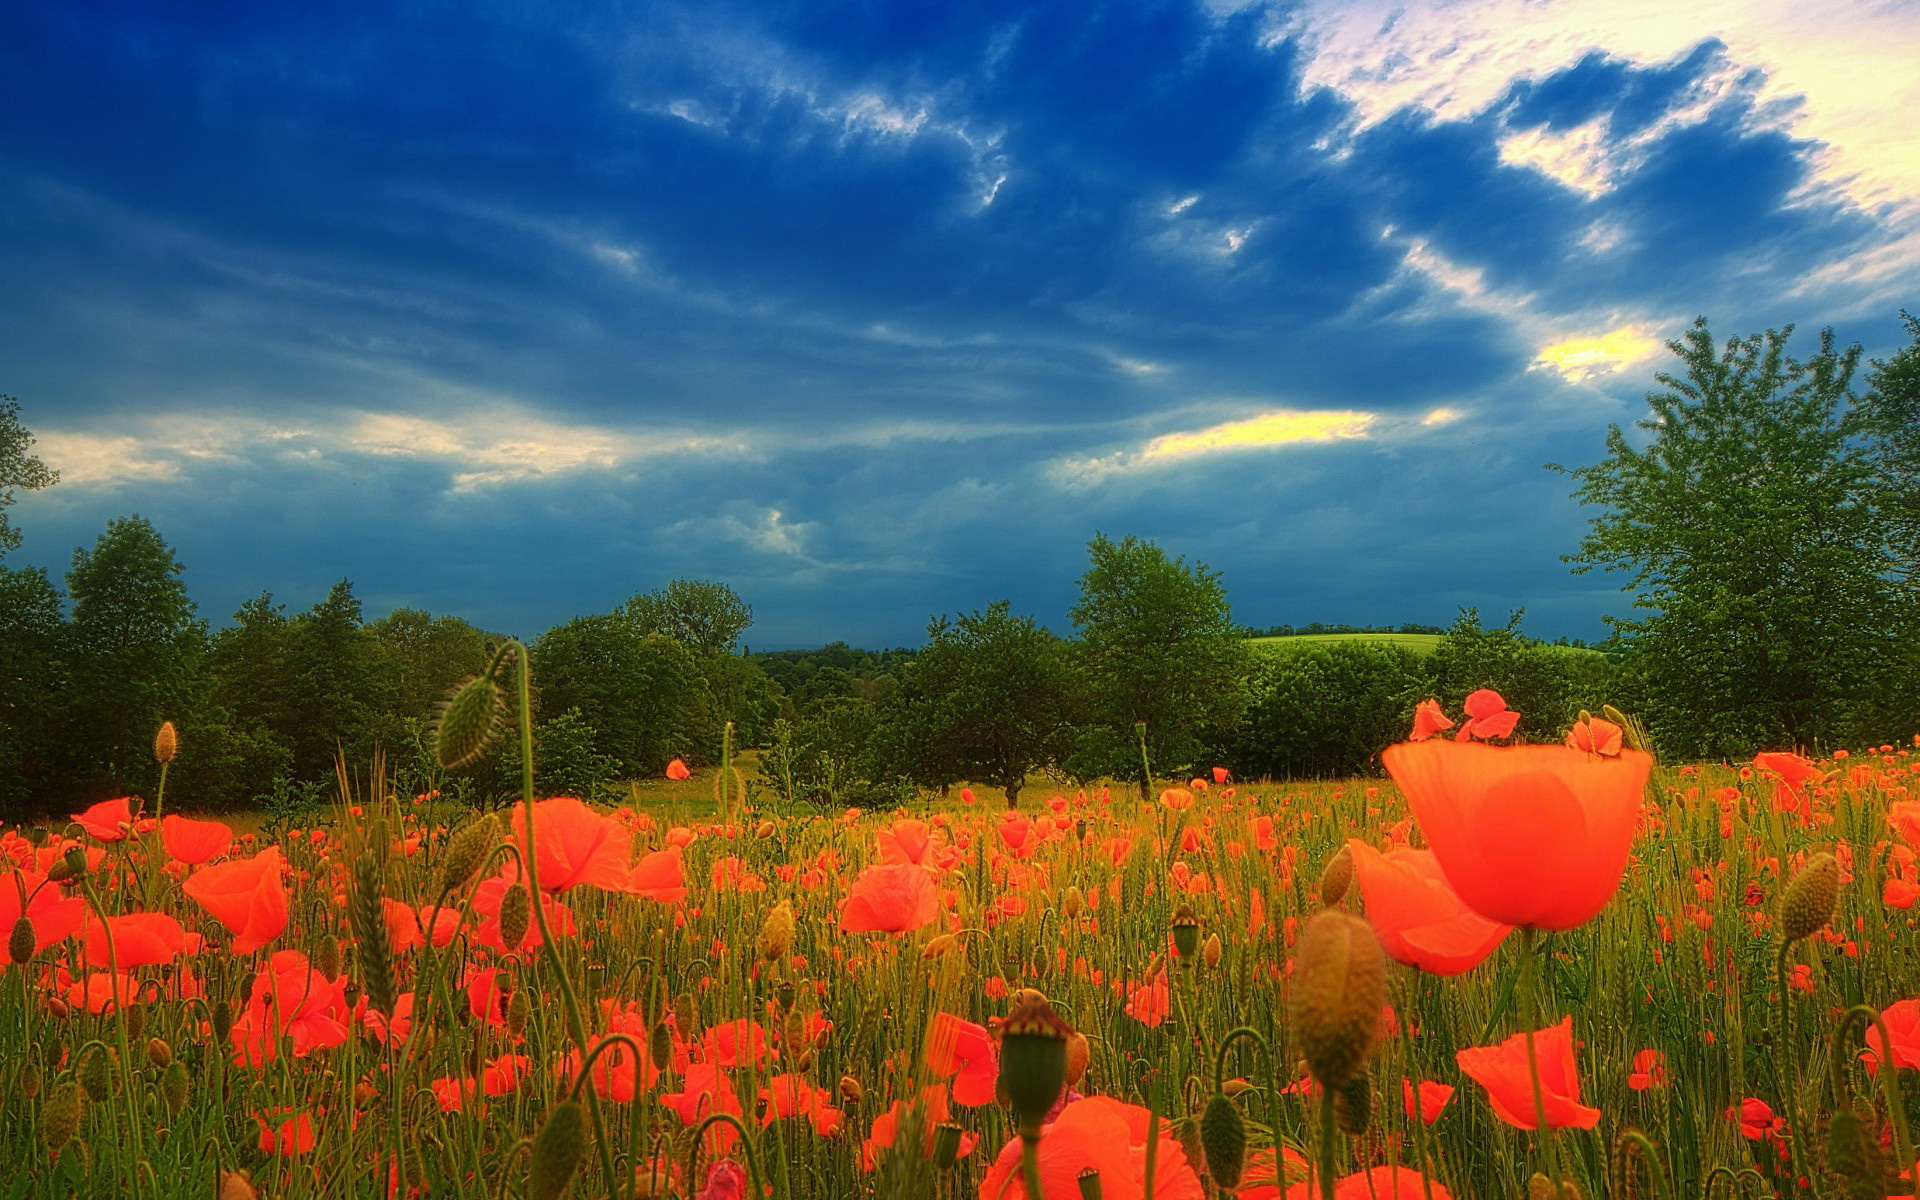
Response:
[1248, 632, 1607, 658]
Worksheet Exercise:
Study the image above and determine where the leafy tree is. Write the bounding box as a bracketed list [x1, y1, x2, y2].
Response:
[624, 580, 753, 657]
[1068, 534, 1251, 795]
[0, 565, 66, 815]
[63, 515, 207, 796]
[0, 396, 57, 558]
[532, 616, 710, 776]
[367, 608, 496, 719]
[1858, 311, 1920, 580]
[1551, 319, 1909, 757]
[886, 601, 1078, 806]
[1425, 609, 1616, 741]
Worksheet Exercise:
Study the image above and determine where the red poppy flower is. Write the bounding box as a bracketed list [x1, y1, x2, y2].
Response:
[878, 819, 941, 867]
[661, 1063, 743, 1149]
[1381, 738, 1652, 930]
[980, 1095, 1202, 1200]
[1453, 689, 1519, 742]
[1860, 1000, 1920, 1073]
[862, 1085, 974, 1172]
[622, 847, 688, 904]
[256, 1110, 317, 1157]
[926, 1013, 997, 1106]
[509, 796, 631, 893]
[1283, 1165, 1454, 1200]
[1731, 1097, 1779, 1140]
[561, 1032, 660, 1102]
[1403, 1079, 1454, 1125]
[1345, 840, 1511, 975]
[1627, 1048, 1669, 1091]
[1124, 971, 1170, 1028]
[83, 911, 186, 970]
[72, 796, 138, 843]
[841, 864, 941, 933]
[1455, 1017, 1600, 1130]
[0, 869, 85, 966]
[666, 758, 691, 781]
[160, 815, 233, 865]
[1409, 699, 1454, 742]
[230, 951, 351, 1068]
[760, 1074, 844, 1137]
[182, 845, 289, 953]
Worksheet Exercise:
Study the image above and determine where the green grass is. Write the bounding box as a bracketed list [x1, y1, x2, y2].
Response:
[1247, 632, 1446, 654]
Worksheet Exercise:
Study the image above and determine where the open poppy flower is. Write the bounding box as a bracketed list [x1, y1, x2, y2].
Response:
[1627, 1048, 1669, 1091]
[1860, 1000, 1920, 1073]
[256, 1110, 317, 1157]
[72, 796, 138, 843]
[841, 864, 941, 933]
[1, 869, 85, 966]
[1345, 840, 1511, 975]
[561, 1032, 660, 1102]
[1455, 1017, 1601, 1130]
[182, 845, 289, 953]
[760, 1074, 844, 1137]
[622, 847, 688, 904]
[666, 758, 691, 781]
[1283, 1165, 1454, 1200]
[979, 1095, 1202, 1200]
[83, 911, 186, 970]
[877, 819, 942, 867]
[926, 1013, 997, 1106]
[1381, 738, 1652, 930]
[509, 795, 632, 894]
[862, 1085, 974, 1172]
[230, 950, 351, 1068]
[160, 814, 233, 865]
[1403, 1079, 1454, 1125]
[661, 1063, 744, 1149]
[1454, 689, 1520, 742]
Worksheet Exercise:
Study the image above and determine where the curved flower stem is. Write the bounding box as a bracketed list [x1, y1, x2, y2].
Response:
[1518, 928, 1565, 1200]
[1612, 1128, 1675, 1200]
[1772, 943, 1812, 1191]
[1839, 1004, 1918, 1196]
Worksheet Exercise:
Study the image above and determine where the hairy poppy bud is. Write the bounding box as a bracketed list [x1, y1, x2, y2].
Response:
[755, 819, 776, 840]
[19, 1058, 42, 1100]
[161, 1060, 189, 1114]
[1061, 886, 1084, 920]
[438, 815, 500, 894]
[78, 1046, 111, 1099]
[145, 1037, 172, 1070]
[759, 900, 795, 963]
[9, 916, 35, 965]
[42, 1080, 83, 1151]
[1335, 1072, 1371, 1136]
[498, 883, 531, 951]
[528, 1100, 587, 1200]
[1320, 846, 1353, 907]
[1780, 852, 1839, 943]
[211, 999, 234, 1044]
[838, 1074, 863, 1104]
[154, 721, 179, 765]
[508, 988, 531, 1039]
[674, 991, 697, 1037]
[313, 933, 342, 981]
[1291, 910, 1385, 1090]
[1065, 1031, 1090, 1088]
[1000, 990, 1071, 1137]
[1202, 933, 1223, 970]
[217, 1171, 259, 1200]
[432, 672, 506, 771]
[650, 1021, 673, 1068]
[1200, 1093, 1248, 1189]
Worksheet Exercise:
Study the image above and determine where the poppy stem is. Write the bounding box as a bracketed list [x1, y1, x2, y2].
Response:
[1772, 943, 1812, 1191]
[1317, 1085, 1338, 1200]
[1518, 927, 1565, 1200]
[1020, 1133, 1045, 1200]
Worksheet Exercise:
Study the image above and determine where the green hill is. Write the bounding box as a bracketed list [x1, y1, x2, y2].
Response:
[1247, 632, 1445, 654]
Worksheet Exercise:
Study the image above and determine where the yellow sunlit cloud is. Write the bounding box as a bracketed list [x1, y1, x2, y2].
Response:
[1421, 406, 1465, 427]
[1532, 328, 1663, 381]
[1139, 409, 1377, 462]
[1498, 120, 1613, 198]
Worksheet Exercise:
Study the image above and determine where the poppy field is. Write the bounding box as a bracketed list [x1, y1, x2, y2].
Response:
[5, 653, 1920, 1200]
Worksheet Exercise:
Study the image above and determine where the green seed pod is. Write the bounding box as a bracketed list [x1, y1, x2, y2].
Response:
[18, 1058, 42, 1100]
[212, 1000, 234, 1044]
[999, 989, 1071, 1137]
[1336, 1072, 1371, 1137]
[931, 1121, 964, 1170]
[499, 883, 532, 951]
[527, 1099, 588, 1200]
[438, 814, 501, 893]
[508, 987, 531, 1039]
[1200, 1093, 1248, 1189]
[41, 1080, 83, 1151]
[1077, 1168, 1104, 1200]
[1320, 845, 1354, 907]
[77, 1046, 111, 1100]
[775, 980, 797, 1013]
[313, 932, 343, 980]
[1290, 910, 1385, 1090]
[161, 1060, 189, 1114]
[433, 672, 507, 770]
[8, 915, 35, 964]
[649, 1021, 673, 1068]
[1781, 852, 1840, 943]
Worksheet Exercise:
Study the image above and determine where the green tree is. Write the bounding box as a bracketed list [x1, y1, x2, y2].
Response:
[1425, 609, 1617, 741]
[367, 608, 496, 719]
[624, 580, 753, 657]
[1858, 311, 1920, 581]
[886, 602, 1078, 806]
[1068, 534, 1250, 795]
[1222, 640, 1431, 780]
[1551, 318, 1908, 757]
[0, 565, 66, 815]
[532, 616, 710, 776]
[63, 515, 207, 795]
[0, 396, 58, 558]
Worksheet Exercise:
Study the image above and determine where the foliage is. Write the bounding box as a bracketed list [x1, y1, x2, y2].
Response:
[1552, 319, 1912, 758]
[624, 579, 754, 657]
[754, 700, 910, 809]
[533, 707, 622, 799]
[1068, 533, 1251, 792]
[531, 616, 710, 775]
[0, 565, 66, 817]
[884, 601, 1078, 805]
[366, 608, 496, 720]
[1857, 311, 1920, 581]
[0, 395, 57, 557]
[1220, 639, 1432, 779]
[1425, 609, 1616, 741]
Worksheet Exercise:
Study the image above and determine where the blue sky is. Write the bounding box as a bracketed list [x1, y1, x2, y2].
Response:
[4, 0, 1916, 648]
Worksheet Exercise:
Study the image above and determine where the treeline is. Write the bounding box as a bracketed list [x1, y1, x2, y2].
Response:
[1244, 621, 1445, 638]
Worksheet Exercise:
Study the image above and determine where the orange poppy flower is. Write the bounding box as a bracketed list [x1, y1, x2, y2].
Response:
[0, 869, 85, 967]
[83, 911, 186, 970]
[660, 1063, 743, 1149]
[1455, 1017, 1601, 1130]
[1860, 1000, 1920, 1073]
[979, 1095, 1202, 1200]
[666, 758, 691, 780]
[1408, 699, 1454, 742]
[181, 845, 289, 953]
[160, 814, 233, 865]
[72, 796, 138, 843]
[1282, 1165, 1454, 1200]
[841, 864, 941, 933]
[1454, 689, 1519, 742]
[561, 1032, 660, 1102]
[1345, 840, 1511, 975]
[1627, 1048, 1669, 1091]
[622, 846, 688, 904]
[878, 819, 942, 867]
[1403, 1079, 1453, 1125]
[926, 1013, 997, 1107]
[760, 1074, 844, 1137]
[1381, 738, 1652, 930]
[509, 796, 632, 893]
[230, 950, 350, 1068]
[862, 1085, 974, 1172]
[256, 1110, 317, 1157]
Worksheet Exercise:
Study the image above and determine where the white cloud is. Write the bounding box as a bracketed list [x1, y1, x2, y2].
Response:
[34, 432, 187, 487]
[1055, 407, 1381, 484]
[1530, 326, 1664, 381]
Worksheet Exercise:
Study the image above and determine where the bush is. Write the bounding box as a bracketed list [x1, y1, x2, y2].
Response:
[1218, 641, 1431, 779]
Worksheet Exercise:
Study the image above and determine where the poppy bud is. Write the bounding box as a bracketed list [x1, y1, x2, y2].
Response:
[41, 1080, 83, 1151]
[161, 1060, 189, 1114]
[932, 1121, 964, 1170]
[999, 990, 1071, 1137]
[499, 883, 532, 951]
[19, 1058, 41, 1099]
[1780, 852, 1839, 943]
[1290, 910, 1385, 1090]
[78, 1046, 111, 1099]
[432, 671, 507, 771]
[48, 848, 88, 884]
[1825, 1103, 1883, 1193]
[1320, 846, 1353, 907]
[675, 991, 697, 1037]
[9, 916, 35, 965]
[1078, 1169, 1104, 1200]
[1200, 1092, 1248, 1189]
[1335, 1072, 1371, 1136]
[508, 988, 531, 1039]
[1202, 933, 1223, 970]
[439, 814, 501, 894]
[1065, 1031, 1090, 1088]
[217, 1171, 259, 1200]
[1222, 1078, 1253, 1098]
[145, 1037, 172, 1070]
[154, 720, 179, 765]
[313, 933, 343, 981]
[212, 1000, 234, 1044]
[759, 900, 795, 963]
[838, 1074, 863, 1104]
[1529, 1174, 1585, 1200]
[1171, 905, 1201, 962]
[650, 1021, 673, 1068]
[528, 1099, 587, 1200]
[755, 819, 776, 840]
[922, 933, 960, 960]
[1062, 886, 1084, 920]
[124, 1003, 145, 1042]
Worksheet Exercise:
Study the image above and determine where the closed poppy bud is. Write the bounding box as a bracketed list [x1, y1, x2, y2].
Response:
[759, 900, 795, 963]
[146, 1037, 172, 1069]
[1529, 1174, 1585, 1200]
[1065, 1031, 1090, 1087]
[755, 819, 776, 840]
[675, 992, 697, 1036]
[838, 1074, 863, 1104]
[1780, 852, 1839, 943]
[41, 1081, 83, 1152]
[438, 815, 501, 894]
[665, 759, 691, 781]
[312, 933, 342, 980]
[217, 1171, 258, 1200]
[498, 884, 531, 951]
[932, 1121, 964, 1170]
[1201, 1092, 1248, 1189]
[19, 1059, 41, 1099]
[8, 916, 34, 965]
[508, 988, 531, 1038]
[78, 1046, 111, 1099]
[1171, 905, 1201, 961]
[1320, 846, 1354, 907]
[124, 1005, 145, 1043]
[154, 721, 179, 765]
[1062, 886, 1084, 920]
[433, 671, 506, 771]
[922, 933, 960, 960]
[1202, 933, 1223, 970]
[161, 1060, 188, 1114]
[1000, 990, 1071, 1137]
[1291, 910, 1385, 1090]
[650, 1021, 673, 1068]
[212, 1000, 234, 1044]
[528, 1100, 587, 1200]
